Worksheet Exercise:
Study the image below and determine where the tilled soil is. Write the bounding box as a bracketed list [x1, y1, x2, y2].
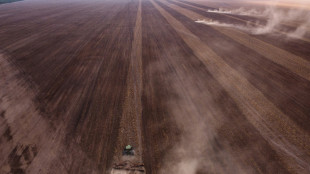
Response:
[0, 0, 309, 173]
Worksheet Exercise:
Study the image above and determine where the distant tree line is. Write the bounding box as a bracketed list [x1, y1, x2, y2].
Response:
[0, 0, 23, 5]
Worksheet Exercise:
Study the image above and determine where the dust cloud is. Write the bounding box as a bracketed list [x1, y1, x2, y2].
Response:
[197, 0, 310, 39]
[207, 7, 264, 16]
[158, 65, 250, 174]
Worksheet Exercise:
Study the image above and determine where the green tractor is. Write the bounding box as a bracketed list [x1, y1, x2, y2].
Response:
[111, 145, 145, 173]
[122, 145, 134, 156]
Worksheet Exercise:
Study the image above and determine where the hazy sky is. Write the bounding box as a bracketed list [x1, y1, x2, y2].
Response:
[248, 0, 310, 4]
[241, 0, 310, 9]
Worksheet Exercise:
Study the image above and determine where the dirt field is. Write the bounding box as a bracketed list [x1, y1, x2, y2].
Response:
[0, 0, 310, 173]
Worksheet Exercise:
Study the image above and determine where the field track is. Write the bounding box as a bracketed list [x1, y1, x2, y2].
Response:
[0, 0, 310, 173]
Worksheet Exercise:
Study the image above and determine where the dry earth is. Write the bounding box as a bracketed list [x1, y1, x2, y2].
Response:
[0, 0, 310, 173]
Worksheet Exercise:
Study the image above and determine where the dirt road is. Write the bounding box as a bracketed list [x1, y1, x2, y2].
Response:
[0, 0, 309, 173]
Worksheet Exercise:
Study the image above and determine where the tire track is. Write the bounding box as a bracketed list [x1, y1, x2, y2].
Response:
[69, 2, 137, 172]
[113, 0, 143, 165]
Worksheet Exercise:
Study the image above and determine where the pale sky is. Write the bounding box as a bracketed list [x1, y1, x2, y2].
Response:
[245, 0, 310, 9]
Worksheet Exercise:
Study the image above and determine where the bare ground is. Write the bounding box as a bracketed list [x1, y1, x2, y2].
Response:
[0, 0, 310, 173]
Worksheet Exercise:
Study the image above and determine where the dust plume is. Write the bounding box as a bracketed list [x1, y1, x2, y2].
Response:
[253, 4, 310, 36]
[207, 7, 264, 16]
[198, 1, 310, 39]
[158, 65, 251, 174]
[195, 19, 255, 33]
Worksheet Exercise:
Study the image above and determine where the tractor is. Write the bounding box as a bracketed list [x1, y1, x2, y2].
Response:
[123, 145, 135, 156]
[111, 145, 145, 173]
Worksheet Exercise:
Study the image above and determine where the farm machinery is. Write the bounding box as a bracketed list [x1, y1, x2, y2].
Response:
[111, 145, 145, 174]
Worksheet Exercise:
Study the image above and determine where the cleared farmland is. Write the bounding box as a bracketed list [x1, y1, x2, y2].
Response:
[0, 0, 310, 173]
